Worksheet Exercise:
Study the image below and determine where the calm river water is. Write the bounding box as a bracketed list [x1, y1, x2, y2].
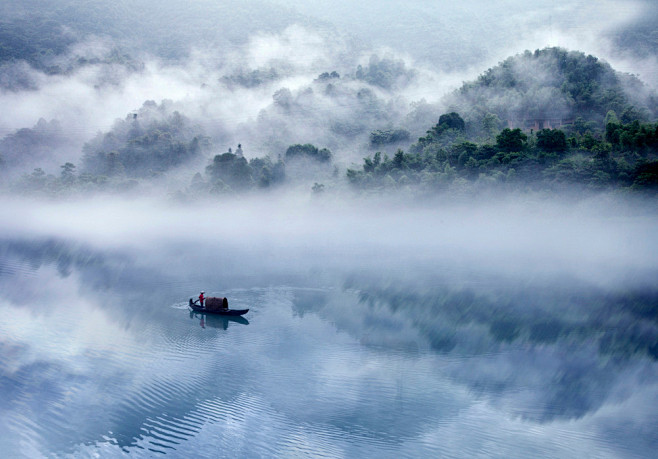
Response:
[1, 197, 657, 458]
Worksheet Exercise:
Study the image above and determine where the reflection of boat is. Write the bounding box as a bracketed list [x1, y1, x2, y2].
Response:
[189, 309, 249, 329]
[188, 299, 249, 316]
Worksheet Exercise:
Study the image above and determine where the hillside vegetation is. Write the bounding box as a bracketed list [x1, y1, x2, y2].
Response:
[347, 49, 658, 195]
[2, 47, 657, 197]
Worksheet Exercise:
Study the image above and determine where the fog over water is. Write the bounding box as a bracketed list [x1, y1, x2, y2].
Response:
[1, 194, 656, 283]
[1, 1, 657, 457]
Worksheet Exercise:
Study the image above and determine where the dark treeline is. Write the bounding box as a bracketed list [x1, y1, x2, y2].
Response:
[347, 112, 658, 194]
[203, 150, 285, 193]
[4, 114, 658, 198]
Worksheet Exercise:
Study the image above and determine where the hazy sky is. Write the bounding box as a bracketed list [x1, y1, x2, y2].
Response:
[269, 0, 654, 74]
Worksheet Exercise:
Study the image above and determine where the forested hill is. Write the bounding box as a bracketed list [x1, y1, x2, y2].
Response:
[445, 48, 657, 134]
[346, 48, 658, 195]
[2, 45, 658, 197]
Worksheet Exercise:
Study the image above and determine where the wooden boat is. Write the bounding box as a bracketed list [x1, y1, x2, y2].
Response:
[189, 299, 249, 316]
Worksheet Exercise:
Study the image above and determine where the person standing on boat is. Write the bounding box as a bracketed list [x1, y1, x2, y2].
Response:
[198, 291, 205, 308]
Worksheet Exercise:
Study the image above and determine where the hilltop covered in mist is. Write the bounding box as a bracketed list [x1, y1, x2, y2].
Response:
[448, 48, 657, 128]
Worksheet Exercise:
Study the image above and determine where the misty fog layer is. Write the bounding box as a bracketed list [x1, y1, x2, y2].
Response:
[270, 1, 645, 65]
[1, 194, 655, 282]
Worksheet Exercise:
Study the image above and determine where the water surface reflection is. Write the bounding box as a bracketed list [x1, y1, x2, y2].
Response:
[0, 236, 656, 458]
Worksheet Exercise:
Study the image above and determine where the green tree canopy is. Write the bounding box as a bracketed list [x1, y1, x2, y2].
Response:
[285, 144, 332, 162]
[206, 152, 253, 190]
[437, 112, 465, 132]
[496, 128, 528, 152]
[369, 129, 411, 146]
[536, 129, 567, 152]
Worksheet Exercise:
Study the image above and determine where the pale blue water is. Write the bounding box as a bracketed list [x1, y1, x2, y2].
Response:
[1, 216, 657, 458]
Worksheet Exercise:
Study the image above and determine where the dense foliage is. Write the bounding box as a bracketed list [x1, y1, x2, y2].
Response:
[285, 144, 332, 163]
[204, 151, 285, 193]
[355, 55, 416, 90]
[0, 119, 67, 169]
[220, 68, 280, 89]
[369, 128, 411, 147]
[0, 15, 75, 71]
[81, 101, 210, 178]
[448, 48, 657, 136]
[347, 112, 658, 193]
